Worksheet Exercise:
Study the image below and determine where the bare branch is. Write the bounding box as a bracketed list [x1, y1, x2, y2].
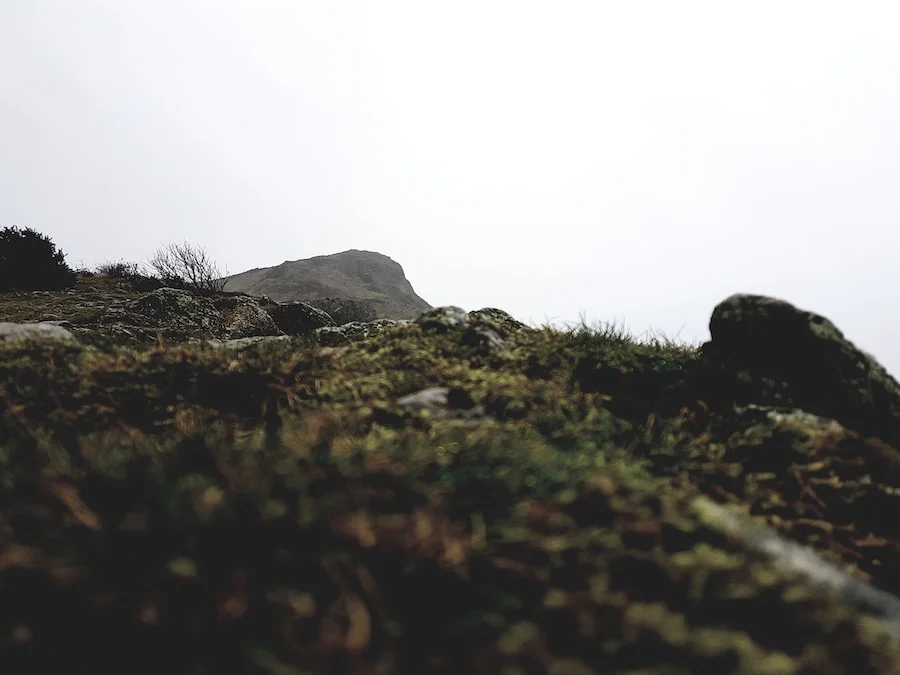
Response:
[146, 241, 227, 292]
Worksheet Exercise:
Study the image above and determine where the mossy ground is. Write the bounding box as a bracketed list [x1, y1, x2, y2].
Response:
[2, 277, 899, 673]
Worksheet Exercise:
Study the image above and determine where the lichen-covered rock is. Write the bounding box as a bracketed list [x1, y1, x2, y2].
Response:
[415, 306, 470, 332]
[410, 306, 528, 353]
[314, 318, 407, 347]
[468, 307, 534, 337]
[105, 288, 282, 344]
[0, 321, 76, 343]
[269, 301, 336, 335]
[124, 288, 224, 335]
[211, 295, 283, 340]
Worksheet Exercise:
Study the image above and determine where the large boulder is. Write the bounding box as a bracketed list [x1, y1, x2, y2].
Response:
[268, 301, 336, 335]
[304, 297, 378, 326]
[118, 288, 281, 340]
[0, 321, 76, 344]
[415, 306, 470, 332]
[468, 307, 535, 338]
[123, 288, 223, 334]
[696, 293, 900, 450]
[211, 295, 283, 340]
[413, 306, 535, 353]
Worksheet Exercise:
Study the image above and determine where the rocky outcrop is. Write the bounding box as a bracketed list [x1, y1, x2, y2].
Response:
[0, 272, 530, 354]
[0, 283, 284, 349]
[105, 288, 283, 343]
[183, 306, 532, 351]
[222, 249, 432, 320]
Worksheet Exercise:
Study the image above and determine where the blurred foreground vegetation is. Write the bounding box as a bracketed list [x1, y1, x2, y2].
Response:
[2, 270, 900, 673]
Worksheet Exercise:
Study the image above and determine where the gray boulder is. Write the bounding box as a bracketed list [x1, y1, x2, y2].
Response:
[123, 288, 223, 334]
[396, 386, 494, 426]
[212, 295, 283, 340]
[304, 297, 378, 326]
[468, 307, 534, 337]
[269, 301, 336, 335]
[114, 288, 280, 341]
[415, 306, 470, 332]
[0, 321, 76, 344]
[314, 319, 408, 347]
[414, 306, 514, 353]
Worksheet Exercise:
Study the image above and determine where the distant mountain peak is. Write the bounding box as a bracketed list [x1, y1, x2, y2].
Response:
[223, 249, 431, 320]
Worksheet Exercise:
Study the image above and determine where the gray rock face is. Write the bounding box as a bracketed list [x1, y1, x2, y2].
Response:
[268, 301, 336, 335]
[0, 321, 76, 344]
[699, 293, 900, 450]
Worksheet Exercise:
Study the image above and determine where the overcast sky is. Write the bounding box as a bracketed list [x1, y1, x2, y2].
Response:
[2, 2, 900, 373]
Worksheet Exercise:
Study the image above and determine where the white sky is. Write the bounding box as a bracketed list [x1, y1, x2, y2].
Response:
[2, 2, 900, 374]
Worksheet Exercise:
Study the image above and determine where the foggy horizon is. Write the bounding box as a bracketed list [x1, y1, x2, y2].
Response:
[2, 2, 899, 372]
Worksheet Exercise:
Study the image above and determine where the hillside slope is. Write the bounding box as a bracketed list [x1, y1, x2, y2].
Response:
[222, 249, 432, 320]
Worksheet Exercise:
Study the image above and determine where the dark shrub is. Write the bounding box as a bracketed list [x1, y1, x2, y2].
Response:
[96, 259, 168, 292]
[0, 226, 77, 292]
[96, 260, 143, 278]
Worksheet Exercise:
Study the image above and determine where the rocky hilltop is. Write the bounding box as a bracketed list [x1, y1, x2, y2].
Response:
[222, 249, 432, 321]
[4, 276, 900, 673]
